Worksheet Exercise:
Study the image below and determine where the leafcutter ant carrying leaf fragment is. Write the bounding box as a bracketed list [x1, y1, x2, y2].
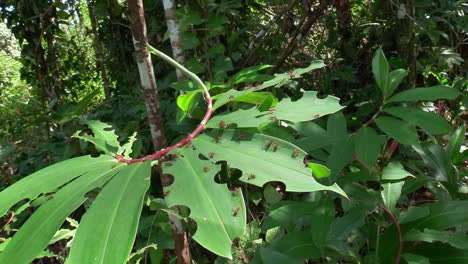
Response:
[231, 187, 239, 196]
[247, 173, 256, 180]
[214, 135, 222, 143]
[232, 207, 240, 217]
[218, 120, 227, 128]
[203, 166, 210, 172]
[208, 152, 215, 158]
[264, 140, 273, 150]
[292, 149, 300, 157]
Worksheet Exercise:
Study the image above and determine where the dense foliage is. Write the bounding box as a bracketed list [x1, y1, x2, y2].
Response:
[0, 0, 467, 263]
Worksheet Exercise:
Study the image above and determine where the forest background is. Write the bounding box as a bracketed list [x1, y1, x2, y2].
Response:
[0, 0, 467, 263]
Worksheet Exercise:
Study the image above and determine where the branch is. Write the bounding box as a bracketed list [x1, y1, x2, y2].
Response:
[117, 46, 213, 164]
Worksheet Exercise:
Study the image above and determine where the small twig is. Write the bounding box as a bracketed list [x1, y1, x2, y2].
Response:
[377, 204, 402, 264]
[383, 140, 399, 160]
[116, 46, 213, 164]
[0, 212, 15, 233]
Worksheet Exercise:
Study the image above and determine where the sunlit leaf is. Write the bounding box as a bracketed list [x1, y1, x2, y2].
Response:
[67, 162, 151, 264]
[162, 147, 246, 259]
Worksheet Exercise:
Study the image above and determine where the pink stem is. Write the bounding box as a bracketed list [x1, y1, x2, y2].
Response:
[377, 204, 402, 264]
[117, 95, 213, 164]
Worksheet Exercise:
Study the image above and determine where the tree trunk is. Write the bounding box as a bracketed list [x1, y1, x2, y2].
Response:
[162, 0, 186, 82]
[87, 0, 111, 99]
[127, 1, 191, 263]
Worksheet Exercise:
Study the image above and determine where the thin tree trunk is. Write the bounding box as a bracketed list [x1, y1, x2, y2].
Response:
[162, 0, 186, 82]
[88, 0, 111, 99]
[127, 1, 190, 263]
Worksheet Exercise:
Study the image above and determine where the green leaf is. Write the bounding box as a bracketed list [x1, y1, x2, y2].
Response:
[405, 242, 468, 264]
[212, 89, 277, 111]
[229, 64, 273, 85]
[67, 162, 150, 264]
[381, 161, 414, 180]
[384, 106, 451, 135]
[402, 253, 431, 264]
[400, 201, 468, 230]
[72, 120, 120, 155]
[170, 80, 198, 91]
[375, 116, 419, 145]
[258, 61, 326, 90]
[387, 86, 461, 102]
[208, 91, 344, 128]
[307, 163, 331, 179]
[0, 155, 117, 216]
[182, 31, 200, 50]
[381, 181, 404, 212]
[326, 136, 355, 176]
[267, 231, 321, 261]
[263, 184, 283, 205]
[372, 48, 390, 96]
[162, 147, 246, 259]
[404, 229, 468, 250]
[0, 163, 126, 264]
[447, 125, 466, 161]
[192, 130, 346, 196]
[412, 143, 458, 194]
[293, 123, 339, 151]
[176, 90, 201, 122]
[387, 68, 408, 96]
[120, 132, 138, 159]
[354, 127, 383, 167]
[262, 201, 316, 231]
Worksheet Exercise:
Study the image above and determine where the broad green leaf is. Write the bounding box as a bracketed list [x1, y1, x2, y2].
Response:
[170, 80, 198, 91]
[404, 229, 468, 250]
[229, 64, 273, 85]
[182, 31, 199, 50]
[267, 232, 321, 261]
[372, 48, 389, 96]
[273, 92, 344, 123]
[381, 161, 414, 180]
[387, 68, 408, 97]
[328, 207, 366, 240]
[405, 243, 468, 264]
[0, 155, 117, 216]
[412, 143, 458, 194]
[375, 116, 419, 145]
[293, 122, 339, 151]
[67, 162, 150, 264]
[263, 184, 283, 205]
[176, 90, 201, 122]
[326, 136, 354, 176]
[192, 130, 346, 196]
[259, 247, 301, 263]
[402, 254, 431, 264]
[387, 86, 461, 102]
[162, 147, 246, 259]
[354, 127, 383, 167]
[258, 61, 326, 90]
[0, 163, 126, 264]
[212, 89, 277, 111]
[384, 106, 451, 135]
[327, 112, 348, 138]
[262, 201, 317, 231]
[208, 92, 344, 128]
[400, 201, 468, 230]
[307, 163, 331, 179]
[72, 120, 120, 155]
[309, 196, 334, 249]
[381, 181, 404, 212]
[447, 125, 466, 161]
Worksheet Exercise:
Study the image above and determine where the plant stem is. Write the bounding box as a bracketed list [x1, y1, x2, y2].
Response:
[377, 204, 402, 264]
[116, 46, 213, 164]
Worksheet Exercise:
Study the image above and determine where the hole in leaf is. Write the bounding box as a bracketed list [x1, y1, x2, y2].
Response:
[161, 174, 174, 187]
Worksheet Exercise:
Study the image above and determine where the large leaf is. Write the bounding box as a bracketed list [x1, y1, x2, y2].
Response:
[381, 181, 405, 213]
[372, 48, 389, 96]
[381, 161, 414, 180]
[0, 155, 117, 216]
[207, 92, 344, 128]
[384, 106, 451, 135]
[387, 68, 408, 97]
[72, 119, 120, 155]
[212, 89, 277, 111]
[162, 147, 246, 259]
[192, 130, 346, 196]
[387, 86, 461, 102]
[0, 163, 126, 264]
[447, 125, 466, 161]
[354, 127, 383, 167]
[404, 243, 468, 264]
[67, 162, 151, 264]
[404, 229, 468, 250]
[375, 116, 419, 145]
